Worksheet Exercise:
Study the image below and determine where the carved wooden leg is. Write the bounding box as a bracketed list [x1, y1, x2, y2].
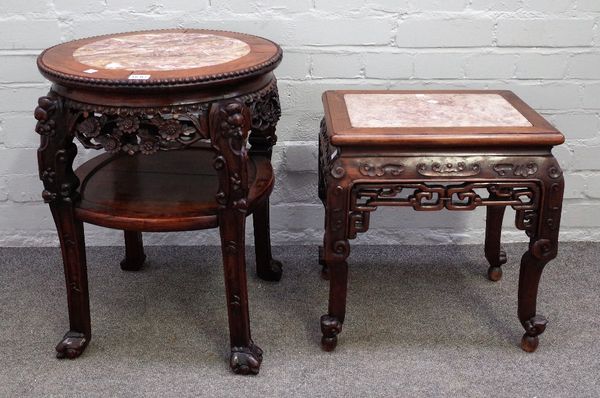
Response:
[51, 205, 91, 359]
[321, 258, 348, 351]
[517, 164, 563, 352]
[211, 98, 264, 373]
[219, 210, 262, 375]
[35, 94, 90, 359]
[485, 205, 507, 281]
[252, 198, 282, 281]
[320, 181, 350, 351]
[517, 250, 549, 353]
[120, 230, 146, 271]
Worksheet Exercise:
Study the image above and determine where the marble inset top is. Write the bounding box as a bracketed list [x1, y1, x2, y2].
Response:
[344, 93, 532, 128]
[73, 32, 251, 71]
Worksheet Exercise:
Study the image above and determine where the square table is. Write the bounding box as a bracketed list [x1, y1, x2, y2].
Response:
[318, 90, 565, 353]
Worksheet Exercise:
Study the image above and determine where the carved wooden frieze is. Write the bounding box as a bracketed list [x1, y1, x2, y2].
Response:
[62, 78, 279, 156]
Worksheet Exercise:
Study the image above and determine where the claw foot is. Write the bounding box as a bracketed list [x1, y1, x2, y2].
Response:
[320, 314, 342, 352]
[120, 254, 146, 271]
[520, 315, 547, 353]
[230, 343, 263, 375]
[257, 258, 283, 282]
[55, 331, 88, 359]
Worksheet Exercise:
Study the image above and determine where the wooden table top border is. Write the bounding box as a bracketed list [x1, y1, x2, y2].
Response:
[38, 28, 283, 89]
[323, 90, 564, 147]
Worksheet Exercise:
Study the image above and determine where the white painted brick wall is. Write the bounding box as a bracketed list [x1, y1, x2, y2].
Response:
[1, 0, 600, 247]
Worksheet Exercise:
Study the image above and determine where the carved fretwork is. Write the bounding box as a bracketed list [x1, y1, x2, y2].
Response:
[73, 111, 209, 155]
[62, 78, 279, 156]
[348, 181, 541, 238]
[247, 81, 281, 157]
[247, 81, 281, 132]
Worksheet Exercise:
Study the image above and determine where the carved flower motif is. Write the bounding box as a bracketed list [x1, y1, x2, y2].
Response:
[140, 138, 159, 155]
[116, 116, 140, 134]
[156, 119, 184, 141]
[251, 95, 280, 131]
[77, 117, 101, 138]
[97, 135, 121, 153]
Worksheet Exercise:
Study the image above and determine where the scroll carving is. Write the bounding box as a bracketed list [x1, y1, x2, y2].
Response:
[548, 165, 563, 179]
[359, 163, 404, 177]
[417, 161, 480, 177]
[493, 163, 538, 177]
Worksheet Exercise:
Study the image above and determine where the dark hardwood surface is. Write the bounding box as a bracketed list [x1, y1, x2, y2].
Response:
[323, 90, 564, 147]
[318, 89, 565, 355]
[75, 146, 274, 232]
[38, 29, 282, 90]
[35, 29, 283, 375]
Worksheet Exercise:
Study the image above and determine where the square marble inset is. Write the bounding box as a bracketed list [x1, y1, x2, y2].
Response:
[344, 93, 532, 128]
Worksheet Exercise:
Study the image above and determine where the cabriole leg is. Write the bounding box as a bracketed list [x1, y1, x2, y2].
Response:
[517, 163, 564, 352]
[518, 250, 549, 352]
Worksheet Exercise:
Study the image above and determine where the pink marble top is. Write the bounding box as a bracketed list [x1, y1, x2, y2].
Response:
[73, 32, 251, 71]
[344, 93, 532, 128]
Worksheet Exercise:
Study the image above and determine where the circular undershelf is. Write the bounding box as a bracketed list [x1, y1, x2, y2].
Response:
[74, 147, 273, 232]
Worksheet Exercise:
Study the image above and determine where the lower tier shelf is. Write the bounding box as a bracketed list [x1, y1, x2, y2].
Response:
[74, 146, 274, 232]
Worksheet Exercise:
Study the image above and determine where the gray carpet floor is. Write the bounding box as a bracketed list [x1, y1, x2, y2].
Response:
[0, 243, 598, 397]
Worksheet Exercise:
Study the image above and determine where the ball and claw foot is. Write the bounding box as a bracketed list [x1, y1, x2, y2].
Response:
[120, 254, 146, 271]
[257, 258, 283, 282]
[318, 246, 329, 280]
[55, 331, 88, 359]
[487, 249, 507, 282]
[230, 343, 263, 375]
[320, 314, 342, 352]
[520, 315, 548, 353]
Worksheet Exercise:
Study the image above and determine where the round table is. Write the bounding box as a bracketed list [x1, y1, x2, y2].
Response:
[34, 29, 283, 375]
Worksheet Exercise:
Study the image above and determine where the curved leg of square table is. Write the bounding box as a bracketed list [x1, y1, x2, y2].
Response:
[518, 168, 564, 353]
